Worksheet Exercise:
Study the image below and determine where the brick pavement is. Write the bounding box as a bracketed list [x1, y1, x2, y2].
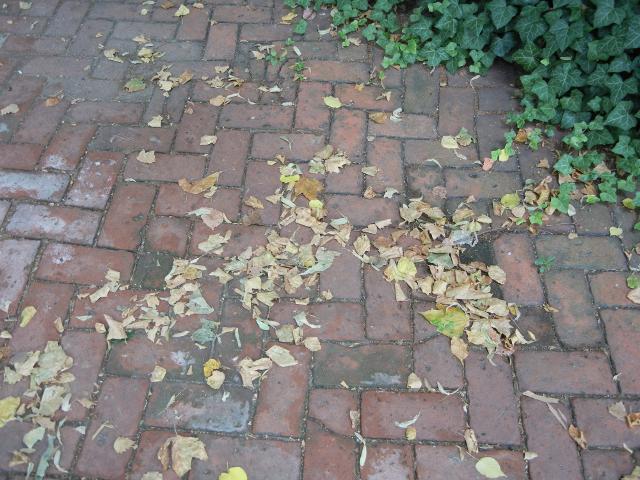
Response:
[0, 1, 639, 479]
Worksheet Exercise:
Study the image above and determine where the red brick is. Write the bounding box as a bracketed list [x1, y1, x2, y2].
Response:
[156, 184, 241, 219]
[305, 60, 369, 83]
[369, 113, 437, 139]
[0, 239, 39, 318]
[193, 223, 268, 258]
[361, 444, 414, 480]
[544, 270, 603, 346]
[602, 309, 640, 394]
[445, 169, 521, 198]
[215, 301, 263, 377]
[304, 421, 357, 480]
[535, 235, 627, 270]
[325, 195, 400, 227]
[144, 381, 253, 432]
[404, 64, 439, 115]
[478, 87, 520, 113]
[476, 114, 519, 170]
[405, 139, 478, 166]
[68, 101, 144, 124]
[406, 165, 445, 204]
[521, 397, 582, 480]
[573, 398, 640, 448]
[204, 23, 238, 60]
[437, 87, 475, 136]
[112, 20, 177, 40]
[75, 377, 148, 479]
[516, 350, 615, 394]
[466, 350, 521, 445]
[366, 138, 404, 193]
[60, 330, 107, 421]
[314, 343, 410, 387]
[330, 109, 366, 161]
[254, 345, 310, 436]
[208, 129, 249, 186]
[0, 143, 42, 169]
[414, 336, 464, 388]
[98, 183, 155, 250]
[295, 82, 331, 130]
[65, 151, 123, 209]
[146, 216, 190, 256]
[45, 0, 88, 35]
[128, 431, 180, 480]
[252, 132, 324, 161]
[308, 389, 358, 436]
[0, 170, 69, 201]
[589, 272, 635, 306]
[364, 266, 412, 340]
[193, 436, 301, 479]
[7, 281, 73, 352]
[37, 243, 134, 284]
[42, 124, 96, 170]
[70, 288, 142, 329]
[219, 104, 293, 129]
[67, 19, 113, 56]
[174, 103, 219, 153]
[13, 99, 67, 145]
[334, 84, 402, 111]
[493, 234, 545, 305]
[177, 7, 211, 40]
[581, 450, 634, 480]
[325, 164, 363, 194]
[124, 152, 205, 181]
[6, 204, 100, 244]
[92, 126, 176, 153]
[362, 391, 465, 441]
[416, 446, 526, 479]
[270, 301, 365, 340]
[241, 160, 282, 224]
[318, 245, 362, 299]
[214, 5, 272, 22]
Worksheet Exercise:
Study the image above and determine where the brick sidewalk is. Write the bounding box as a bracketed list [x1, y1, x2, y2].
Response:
[1, 1, 639, 479]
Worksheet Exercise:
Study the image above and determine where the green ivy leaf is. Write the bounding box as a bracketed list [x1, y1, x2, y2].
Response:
[593, 0, 626, 28]
[293, 19, 308, 34]
[487, 0, 517, 29]
[605, 101, 637, 130]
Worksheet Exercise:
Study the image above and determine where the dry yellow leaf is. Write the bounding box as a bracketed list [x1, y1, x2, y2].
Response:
[137, 150, 156, 164]
[174, 4, 190, 16]
[113, 437, 136, 454]
[178, 172, 220, 196]
[203, 358, 221, 378]
[294, 176, 323, 200]
[158, 436, 207, 477]
[568, 425, 587, 449]
[369, 112, 387, 124]
[244, 196, 264, 209]
[19, 306, 37, 327]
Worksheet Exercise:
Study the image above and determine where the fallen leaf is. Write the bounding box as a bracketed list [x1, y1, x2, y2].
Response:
[294, 176, 323, 200]
[361, 166, 379, 176]
[421, 307, 468, 338]
[407, 373, 422, 389]
[568, 424, 587, 449]
[113, 437, 136, 454]
[0, 396, 20, 428]
[610, 226, 623, 237]
[475, 457, 506, 478]
[150, 366, 166, 383]
[137, 150, 156, 164]
[369, 112, 387, 124]
[303, 336, 321, 351]
[203, 358, 222, 378]
[209, 95, 227, 106]
[179, 172, 220, 196]
[628, 288, 640, 304]
[0, 104, 19, 115]
[450, 337, 468, 362]
[265, 345, 298, 367]
[174, 4, 190, 16]
[455, 127, 474, 146]
[19, 306, 37, 327]
[464, 428, 478, 454]
[323, 96, 342, 109]
[500, 193, 520, 209]
[200, 135, 218, 146]
[219, 466, 248, 480]
[626, 412, 640, 428]
[124, 78, 145, 92]
[244, 196, 264, 209]
[487, 265, 506, 284]
[158, 436, 207, 477]
[147, 115, 162, 127]
[405, 426, 416, 440]
[280, 11, 297, 23]
[45, 97, 61, 107]
[104, 48, 124, 63]
[441, 136, 459, 149]
[608, 401, 627, 421]
[206, 370, 225, 389]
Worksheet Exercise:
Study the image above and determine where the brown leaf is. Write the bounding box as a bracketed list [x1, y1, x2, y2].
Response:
[368, 112, 387, 124]
[568, 425, 587, 449]
[294, 176, 323, 200]
[626, 412, 640, 428]
[178, 172, 220, 196]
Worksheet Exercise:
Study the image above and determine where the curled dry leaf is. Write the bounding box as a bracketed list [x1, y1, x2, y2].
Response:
[113, 437, 136, 454]
[244, 196, 264, 209]
[137, 150, 156, 164]
[464, 428, 478, 454]
[627, 288, 640, 304]
[266, 345, 298, 367]
[303, 336, 321, 351]
[150, 365, 166, 383]
[568, 424, 587, 449]
[608, 401, 627, 421]
[407, 372, 422, 390]
[200, 135, 218, 146]
[147, 115, 162, 127]
[179, 172, 220, 196]
[174, 4, 190, 16]
[158, 435, 207, 477]
[206, 370, 225, 390]
[487, 265, 506, 285]
[0, 396, 20, 428]
[0, 104, 19, 115]
[405, 426, 417, 440]
[369, 112, 387, 124]
[626, 412, 640, 428]
[19, 306, 37, 327]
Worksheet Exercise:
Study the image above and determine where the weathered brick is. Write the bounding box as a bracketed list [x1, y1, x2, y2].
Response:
[369, 113, 437, 139]
[478, 87, 520, 113]
[466, 350, 521, 445]
[314, 343, 410, 387]
[252, 132, 324, 161]
[68, 101, 144, 124]
[155, 184, 241, 219]
[254, 345, 310, 436]
[270, 301, 365, 340]
[67, 19, 114, 56]
[581, 450, 634, 480]
[98, 183, 156, 250]
[112, 21, 177, 40]
[75, 377, 148, 479]
[516, 350, 615, 394]
[207, 129, 249, 186]
[405, 139, 478, 166]
[361, 444, 415, 480]
[92, 126, 175, 153]
[362, 391, 465, 441]
[308, 389, 358, 436]
[0, 170, 69, 201]
[416, 446, 526, 479]
[240, 23, 292, 42]
[204, 23, 238, 60]
[364, 266, 412, 340]
[146, 216, 190, 256]
[295, 82, 331, 130]
[444, 170, 521, 198]
[521, 397, 582, 480]
[589, 271, 636, 306]
[214, 5, 272, 22]
[69, 288, 141, 329]
[65, 151, 123, 209]
[0, 143, 42, 170]
[602, 309, 640, 394]
[13, 99, 67, 145]
[437, 87, 475, 136]
[318, 245, 362, 300]
[219, 104, 293, 129]
[493, 234, 545, 305]
[7, 204, 100, 244]
[37, 243, 134, 284]
[330, 109, 366, 161]
[241, 160, 282, 224]
[476, 114, 519, 171]
[304, 421, 357, 480]
[124, 152, 205, 181]
[177, 7, 211, 40]
[414, 336, 464, 389]
[516, 307, 559, 348]
[145, 382, 253, 432]
[535, 235, 627, 270]
[544, 270, 603, 346]
[325, 164, 363, 194]
[573, 398, 640, 448]
[42, 123, 96, 170]
[406, 164, 445, 205]
[325, 195, 399, 227]
[334, 84, 402, 111]
[45, 0, 89, 36]
[366, 138, 404, 193]
[404, 64, 439, 115]
[174, 103, 218, 153]
[0, 239, 39, 318]
[304, 60, 369, 83]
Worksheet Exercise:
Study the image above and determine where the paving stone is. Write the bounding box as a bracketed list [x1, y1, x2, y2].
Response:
[535, 235, 627, 270]
[304, 421, 357, 480]
[416, 446, 526, 479]
[601, 309, 640, 395]
[308, 389, 358, 436]
[573, 398, 640, 448]
[581, 450, 634, 480]
[0, 238, 39, 317]
[6, 204, 100, 244]
[493, 234, 545, 305]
